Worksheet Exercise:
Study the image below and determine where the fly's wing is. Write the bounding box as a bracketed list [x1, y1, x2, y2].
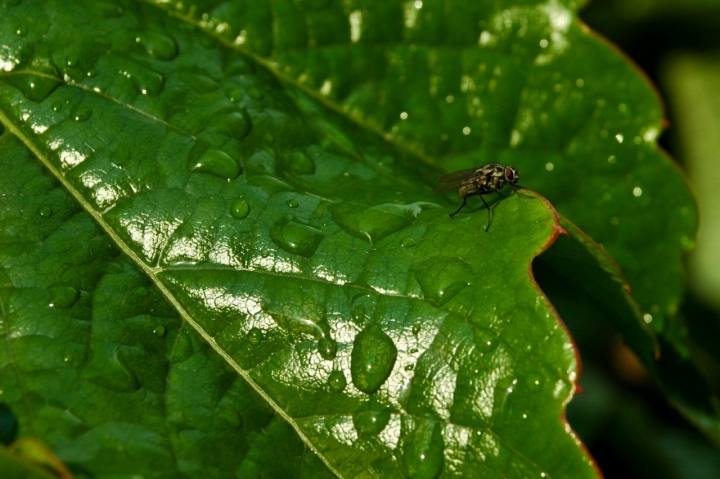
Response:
[433, 182, 464, 194]
[433, 170, 488, 194]
[434, 168, 480, 194]
[436, 168, 480, 183]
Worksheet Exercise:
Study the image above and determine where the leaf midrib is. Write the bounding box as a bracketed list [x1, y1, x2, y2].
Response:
[0, 107, 344, 477]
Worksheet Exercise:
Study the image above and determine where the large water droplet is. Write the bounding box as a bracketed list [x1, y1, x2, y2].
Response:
[353, 401, 390, 436]
[414, 258, 471, 306]
[286, 199, 299, 209]
[153, 325, 166, 337]
[210, 109, 251, 139]
[331, 202, 425, 243]
[287, 150, 315, 174]
[270, 218, 324, 258]
[357, 203, 422, 243]
[327, 371, 347, 392]
[401, 419, 445, 479]
[189, 149, 241, 180]
[351, 324, 397, 394]
[136, 32, 178, 60]
[248, 327, 264, 345]
[230, 198, 250, 219]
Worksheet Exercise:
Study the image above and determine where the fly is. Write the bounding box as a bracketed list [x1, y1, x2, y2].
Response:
[434, 163, 526, 231]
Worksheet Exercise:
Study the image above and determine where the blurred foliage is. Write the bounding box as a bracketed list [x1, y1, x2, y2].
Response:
[555, 0, 720, 476]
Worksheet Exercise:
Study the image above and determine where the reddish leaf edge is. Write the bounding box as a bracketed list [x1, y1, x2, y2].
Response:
[528, 194, 605, 479]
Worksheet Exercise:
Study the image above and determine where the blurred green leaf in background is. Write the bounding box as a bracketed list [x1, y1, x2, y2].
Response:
[0, 0, 718, 478]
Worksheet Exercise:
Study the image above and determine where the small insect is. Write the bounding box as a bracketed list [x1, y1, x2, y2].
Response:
[434, 163, 525, 231]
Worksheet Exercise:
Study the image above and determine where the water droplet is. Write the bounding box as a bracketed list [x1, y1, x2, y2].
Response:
[414, 258, 471, 306]
[120, 62, 164, 96]
[230, 199, 250, 219]
[51, 101, 64, 112]
[318, 335, 337, 360]
[247, 87, 264, 99]
[247, 175, 295, 194]
[412, 324, 421, 335]
[526, 374, 542, 390]
[401, 237, 416, 248]
[287, 150, 315, 174]
[474, 330, 499, 353]
[350, 293, 374, 323]
[248, 327, 264, 345]
[72, 106, 92, 122]
[178, 71, 219, 91]
[404, 364, 414, 371]
[189, 149, 241, 180]
[401, 419, 445, 479]
[357, 204, 422, 243]
[270, 218, 324, 258]
[210, 109, 251, 139]
[2, 62, 60, 102]
[136, 32, 178, 60]
[15, 25, 27, 36]
[153, 325, 166, 337]
[48, 286, 79, 308]
[226, 87, 243, 102]
[286, 199, 299, 209]
[37, 205, 52, 218]
[353, 404, 390, 436]
[351, 324, 397, 394]
[327, 371, 347, 392]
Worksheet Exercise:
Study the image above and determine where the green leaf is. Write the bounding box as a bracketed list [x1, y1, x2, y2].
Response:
[0, 133, 322, 478]
[163, 0, 712, 436]
[0, 1, 600, 477]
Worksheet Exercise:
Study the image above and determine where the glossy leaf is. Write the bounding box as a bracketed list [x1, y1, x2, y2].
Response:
[156, 0, 715, 437]
[0, 1, 600, 478]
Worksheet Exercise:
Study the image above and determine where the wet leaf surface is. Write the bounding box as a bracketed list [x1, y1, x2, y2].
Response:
[0, 0, 709, 477]
[151, 0, 718, 442]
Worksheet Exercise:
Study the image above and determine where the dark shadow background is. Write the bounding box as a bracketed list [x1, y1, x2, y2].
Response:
[541, 1, 720, 477]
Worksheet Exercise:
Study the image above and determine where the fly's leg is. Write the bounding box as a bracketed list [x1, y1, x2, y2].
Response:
[480, 195, 492, 232]
[449, 196, 468, 217]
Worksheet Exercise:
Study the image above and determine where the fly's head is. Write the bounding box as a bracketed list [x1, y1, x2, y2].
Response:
[504, 165, 519, 185]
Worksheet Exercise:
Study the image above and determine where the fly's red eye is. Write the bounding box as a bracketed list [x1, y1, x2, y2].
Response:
[505, 166, 518, 183]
